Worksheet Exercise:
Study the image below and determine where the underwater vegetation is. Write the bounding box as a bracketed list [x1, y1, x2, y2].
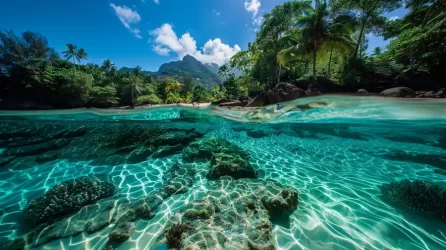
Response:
[380, 180, 446, 222]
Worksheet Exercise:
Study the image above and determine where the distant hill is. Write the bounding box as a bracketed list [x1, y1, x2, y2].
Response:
[119, 67, 156, 76]
[119, 55, 222, 86]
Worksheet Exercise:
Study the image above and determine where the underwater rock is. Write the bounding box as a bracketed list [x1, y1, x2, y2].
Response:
[152, 144, 184, 159]
[207, 153, 257, 180]
[27, 197, 156, 247]
[380, 87, 415, 98]
[157, 178, 298, 250]
[109, 222, 135, 242]
[2, 138, 70, 157]
[25, 163, 196, 247]
[380, 180, 446, 222]
[23, 176, 115, 224]
[0, 156, 14, 168]
[182, 137, 248, 163]
[35, 151, 59, 163]
[166, 223, 195, 249]
[4, 237, 26, 250]
[126, 146, 156, 164]
[160, 163, 196, 197]
[379, 150, 446, 170]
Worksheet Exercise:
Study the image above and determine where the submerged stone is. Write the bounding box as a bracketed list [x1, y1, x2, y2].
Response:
[23, 175, 115, 224]
[157, 178, 298, 250]
[380, 180, 446, 222]
[182, 137, 248, 162]
[207, 152, 257, 180]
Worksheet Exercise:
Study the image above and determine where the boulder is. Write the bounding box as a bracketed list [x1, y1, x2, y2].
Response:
[247, 82, 306, 107]
[211, 99, 233, 105]
[246, 92, 268, 107]
[394, 69, 442, 90]
[357, 89, 369, 96]
[380, 87, 415, 98]
[217, 101, 243, 107]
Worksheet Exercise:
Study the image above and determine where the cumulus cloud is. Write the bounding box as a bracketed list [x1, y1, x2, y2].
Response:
[110, 3, 142, 38]
[389, 16, 400, 21]
[150, 24, 241, 65]
[245, 0, 263, 25]
[154, 0, 159, 4]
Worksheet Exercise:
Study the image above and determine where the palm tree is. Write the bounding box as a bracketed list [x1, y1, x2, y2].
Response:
[218, 65, 230, 80]
[102, 59, 114, 72]
[124, 75, 143, 107]
[372, 47, 382, 56]
[166, 92, 185, 104]
[133, 66, 143, 78]
[165, 80, 183, 94]
[278, 2, 356, 84]
[77, 48, 88, 65]
[62, 44, 80, 65]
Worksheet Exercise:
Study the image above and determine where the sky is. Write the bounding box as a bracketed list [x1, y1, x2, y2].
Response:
[1, 0, 408, 71]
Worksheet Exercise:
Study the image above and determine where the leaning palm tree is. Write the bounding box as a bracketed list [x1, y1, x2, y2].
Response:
[62, 44, 80, 66]
[278, 2, 356, 84]
[77, 48, 88, 65]
[124, 75, 143, 107]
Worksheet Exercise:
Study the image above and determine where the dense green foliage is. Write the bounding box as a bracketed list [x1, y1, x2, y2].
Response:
[231, 0, 445, 92]
[1, 0, 444, 109]
[0, 31, 228, 108]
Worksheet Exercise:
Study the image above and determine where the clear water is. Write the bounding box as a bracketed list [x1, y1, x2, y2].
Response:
[0, 95, 445, 250]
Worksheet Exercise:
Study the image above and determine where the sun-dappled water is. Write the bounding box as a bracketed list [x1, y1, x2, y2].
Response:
[0, 95, 445, 250]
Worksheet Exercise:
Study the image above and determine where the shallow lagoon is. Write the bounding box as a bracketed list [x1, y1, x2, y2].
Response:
[0, 95, 445, 250]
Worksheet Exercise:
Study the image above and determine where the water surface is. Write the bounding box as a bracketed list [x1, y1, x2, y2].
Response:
[0, 95, 445, 250]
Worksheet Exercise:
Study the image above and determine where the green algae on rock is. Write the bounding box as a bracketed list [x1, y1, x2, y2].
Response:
[23, 175, 116, 224]
[380, 180, 446, 222]
[182, 137, 248, 163]
[157, 177, 299, 250]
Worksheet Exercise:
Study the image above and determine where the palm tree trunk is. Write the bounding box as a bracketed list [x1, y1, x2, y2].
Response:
[277, 63, 281, 84]
[328, 46, 333, 79]
[354, 17, 367, 59]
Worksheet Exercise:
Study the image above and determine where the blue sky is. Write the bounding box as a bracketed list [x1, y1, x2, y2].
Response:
[1, 0, 407, 71]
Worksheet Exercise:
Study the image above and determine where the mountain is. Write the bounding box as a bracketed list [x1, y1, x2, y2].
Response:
[204, 63, 220, 75]
[118, 67, 156, 75]
[119, 55, 222, 86]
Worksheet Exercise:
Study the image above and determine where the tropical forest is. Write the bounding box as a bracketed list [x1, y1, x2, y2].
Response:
[1, 0, 444, 109]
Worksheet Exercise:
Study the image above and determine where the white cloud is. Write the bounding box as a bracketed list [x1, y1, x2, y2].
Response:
[389, 16, 400, 21]
[245, 0, 261, 17]
[216, 12, 221, 16]
[245, 0, 263, 26]
[110, 3, 142, 38]
[154, 0, 159, 4]
[150, 24, 241, 65]
[153, 45, 170, 56]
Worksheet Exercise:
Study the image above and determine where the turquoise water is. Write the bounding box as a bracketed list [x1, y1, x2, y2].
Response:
[0, 95, 445, 250]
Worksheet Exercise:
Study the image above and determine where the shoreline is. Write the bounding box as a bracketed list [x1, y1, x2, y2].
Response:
[0, 94, 445, 113]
